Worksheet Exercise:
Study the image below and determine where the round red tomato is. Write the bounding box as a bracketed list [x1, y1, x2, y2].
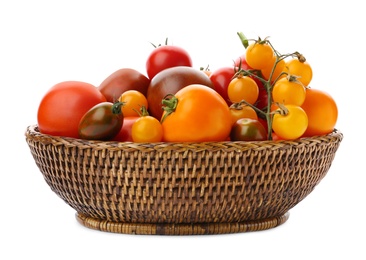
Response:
[98, 68, 150, 102]
[147, 66, 214, 120]
[37, 81, 106, 138]
[146, 45, 192, 79]
[209, 66, 236, 105]
[112, 116, 139, 142]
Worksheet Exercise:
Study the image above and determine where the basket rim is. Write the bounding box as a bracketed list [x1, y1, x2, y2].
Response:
[25, 124, 343, 151]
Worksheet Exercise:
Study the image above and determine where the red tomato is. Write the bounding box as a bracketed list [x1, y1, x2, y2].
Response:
[230, 118, 267, 141]
[209, 66, 236, 105]
[98, 68, 150, 102]
[146, 45, 192, 79]
[37, 81, 106, 138]
[112, 116, 139, 142]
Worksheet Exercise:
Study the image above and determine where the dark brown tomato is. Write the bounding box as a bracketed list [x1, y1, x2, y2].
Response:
[78, 102, 124, 140]
[98, 68, 150, 102]
[147, 66, 214, 119]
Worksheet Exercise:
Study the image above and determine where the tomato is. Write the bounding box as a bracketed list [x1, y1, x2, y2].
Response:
[285, 58, 313, 86]
[146, 44, 192, 79]
[119, 90, 148, 117]
[245, 41, 275, 70]
[230, 118, 267, 141]
[132, 115, 163, 143]
[272, 104, 308, 140]
[227, 76, 259, 105]
[37, 81, 106, 138]
[161, 84, 231, 142]
[112, 116, 139, 142]
[209, 66, 236, 105]
[272, 76, 306, 106]
[78, 102, 124, 140]
[261, 58, 286, 82]
[147, 66, 214, 119]
[229, 103, 258, 125]
[98, 68, 150, 102]
[301, 88, 338, 137]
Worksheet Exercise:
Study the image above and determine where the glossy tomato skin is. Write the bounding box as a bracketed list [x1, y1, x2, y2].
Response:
[147, 66, 214, 119]
[98, 68, 150, 102]
[146, 45, 192, 79]
[209, 66, 236, 105]
[230, 118, 267, 141]
[161, 84, 232, 142]
[37, 81, 106, 138]
[112, 116, 139, 142]
[78, 102, 124, 140]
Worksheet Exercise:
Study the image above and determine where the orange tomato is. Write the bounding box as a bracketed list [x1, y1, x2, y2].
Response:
[229, 103, 258, 125]
[132, 115, 163, 143]
[272, 76, 306, 106]
[227, 76, 259, 105]
[161, 84, 231, 142]
[261, 58, 286, 82]
[118, 90, 148, 117]
[245, 41, 275, 70]
[301, 88, 338, 137]
[285, 58, 313, 86]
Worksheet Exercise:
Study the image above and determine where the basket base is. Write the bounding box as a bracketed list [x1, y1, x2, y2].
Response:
[75, 212, 290, 235]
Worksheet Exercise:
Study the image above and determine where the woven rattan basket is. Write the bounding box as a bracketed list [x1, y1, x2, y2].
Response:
[25, 125, 342, 235]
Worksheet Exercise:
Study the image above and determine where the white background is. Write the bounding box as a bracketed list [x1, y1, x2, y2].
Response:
[1, 0, 364, 259]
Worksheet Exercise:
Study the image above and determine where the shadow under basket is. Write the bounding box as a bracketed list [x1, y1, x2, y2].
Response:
[25, 125, 343, 235]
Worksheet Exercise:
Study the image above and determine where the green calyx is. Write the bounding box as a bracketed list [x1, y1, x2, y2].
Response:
[161, 94, 178, 122]
[112, 101, 124, 115]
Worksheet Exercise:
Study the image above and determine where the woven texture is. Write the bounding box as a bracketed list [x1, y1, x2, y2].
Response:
[25, 125, 343, 234]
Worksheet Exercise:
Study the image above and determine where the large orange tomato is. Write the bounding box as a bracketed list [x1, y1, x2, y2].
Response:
[161, 84, 231, 142]
[301, 88, 338, 137]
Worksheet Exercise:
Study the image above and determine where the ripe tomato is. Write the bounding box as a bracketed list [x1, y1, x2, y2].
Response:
[227, 76, 259, 105]
[209, 66, 236, 105]
[112, 116, 139, 142]
[119, 90, 148, 117]
[261, 58, 286, 82]
[37, 81, 106, 138]
[229, 103, 258, 125]
[132, 115, 163, 143]
[272, 104, 308, 140]
[98, 68, 150, 102]
[272, 76, 306, 106]
[230, 118, 267, 141]
[161, 84, 231, 142]
[301, 88, 338, 137]
[146, 44, 192, 79]
[147, 66, 214, 119]
[285, 58, 313, 86]
[245, 41, 275, 70]
[78, 102, 124, 140]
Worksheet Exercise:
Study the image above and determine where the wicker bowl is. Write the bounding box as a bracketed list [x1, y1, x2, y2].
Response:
[25, 125, 342, 235]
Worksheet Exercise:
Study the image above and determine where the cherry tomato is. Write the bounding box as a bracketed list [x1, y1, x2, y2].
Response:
[245, 41, 275, 70]
[161, 84, 231, 142]
[119, 90, 148, 117]
[98, 68, 150, 102]
[112, 116, 139, 142]
[37, 81, 106, 138]
[78, 102, 124, 140]
[147, 66, 214, 120]
[272, 76, 306, 106]
[272, 104, 308, 140]
[230, 118, 267, 141]
[132, 115, 163, 143]
[285, 58, 313, 86]
[301, 88, 338, 137]
[146, 44, 192, 79]
[209, 66, 236, 105]
[261, 58, 286, 82]
[229, 103, 258, 125]
[227, 76, 259, 105]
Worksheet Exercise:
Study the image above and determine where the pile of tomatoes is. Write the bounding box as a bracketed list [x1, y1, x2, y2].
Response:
[37, 33, 338, 143]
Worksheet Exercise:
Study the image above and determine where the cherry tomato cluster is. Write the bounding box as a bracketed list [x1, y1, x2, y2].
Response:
[37, 33, 338, 143]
